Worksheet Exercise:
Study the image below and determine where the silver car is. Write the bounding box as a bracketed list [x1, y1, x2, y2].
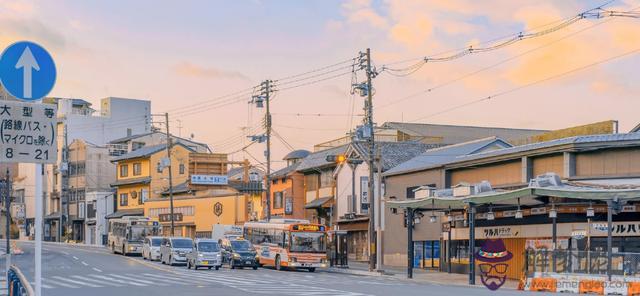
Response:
[187, 239, 222, 270]
[160, 237, 193, 266]
[142, 236, 162, 261]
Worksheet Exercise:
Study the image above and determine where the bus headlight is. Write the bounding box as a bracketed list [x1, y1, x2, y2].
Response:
[289, 257, 297, 263]
[129, 246, 136, 251]
[198, 254, 204, 258]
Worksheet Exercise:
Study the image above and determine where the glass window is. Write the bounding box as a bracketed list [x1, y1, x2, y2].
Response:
[290, 232, 326, 253]
[172, 239, 193, 249]
[120, 165, 128, 177]
[231, 240, 252, 251]
[133, 163, 142, 176]
[198, 242, 220, 252]
[151, 238, 162, 246]
[273, 192, 283, 209]
[119, 193, 128, 207]
[179, 164, 185, 174]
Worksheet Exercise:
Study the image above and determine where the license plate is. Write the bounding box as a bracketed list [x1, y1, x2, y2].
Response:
[245, 261, 252, 264]
[201, 261, 208, 265]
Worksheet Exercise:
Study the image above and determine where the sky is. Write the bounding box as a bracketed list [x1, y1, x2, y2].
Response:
[1, 0, 639, 169]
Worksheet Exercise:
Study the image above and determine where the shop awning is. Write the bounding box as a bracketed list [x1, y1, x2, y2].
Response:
[105, 208, 144, 219]
[387, 184, 640, 210]
[44, 212, 61, 220]
[110, 177, 151, 187]
[305, 196, 333, 209]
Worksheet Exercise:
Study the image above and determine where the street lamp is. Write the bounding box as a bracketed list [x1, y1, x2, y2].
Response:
[549, 204, 558, 218]
[586, 202, 595, 217]
[515, 198, 523, 219]
[486, 205, 495, 221]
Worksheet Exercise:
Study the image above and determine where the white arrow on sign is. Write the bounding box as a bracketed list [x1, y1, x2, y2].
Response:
[15, 46, 40, 99]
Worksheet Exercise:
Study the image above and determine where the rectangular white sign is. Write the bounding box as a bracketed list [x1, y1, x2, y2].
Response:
[0, 101, 57, 164]
[191, 174, 228, 185]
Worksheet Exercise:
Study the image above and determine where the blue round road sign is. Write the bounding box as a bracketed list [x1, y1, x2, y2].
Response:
[0, 41, 56, 101]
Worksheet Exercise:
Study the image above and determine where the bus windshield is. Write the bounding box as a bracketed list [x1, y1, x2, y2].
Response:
[290, 232, 326, 253]
[128, 226, 153, 242]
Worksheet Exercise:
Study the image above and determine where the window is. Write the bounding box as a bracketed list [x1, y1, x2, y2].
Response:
[273, 191, 283, 209]
[179, 163, 185, 174]
[119, 165, 128, 178]
[156, 162, 163, 173]
[320, 170, 333, 188]
[133, 163, 142, 176]
[132, 142, 145, 151]
[406, 186, 420, 199]
[14, 189, 25, 204]
[272, 179, 278, 185]
[305, 174, 319, 191]
[77, 189, 85, 201]
[119, 193, 128, 207]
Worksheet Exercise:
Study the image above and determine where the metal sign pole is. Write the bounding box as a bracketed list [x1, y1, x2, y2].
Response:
[35, 163, 42, 296]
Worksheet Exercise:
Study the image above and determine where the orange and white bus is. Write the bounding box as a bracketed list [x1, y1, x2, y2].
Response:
[243, 219, 328, 272]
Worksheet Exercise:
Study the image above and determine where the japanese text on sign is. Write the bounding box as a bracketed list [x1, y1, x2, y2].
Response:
[0, 100, 57, 164]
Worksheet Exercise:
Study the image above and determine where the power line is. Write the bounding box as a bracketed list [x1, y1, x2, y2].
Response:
[408, 47, 640, 123]
[375, 12, 621, 110]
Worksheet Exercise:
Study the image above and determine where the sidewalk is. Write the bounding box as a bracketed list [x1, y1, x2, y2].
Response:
[324, 261, 520, 290]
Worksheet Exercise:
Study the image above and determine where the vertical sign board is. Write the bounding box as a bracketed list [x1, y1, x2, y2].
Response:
[0, 41, 57, 296]
[0, 100, 57, 163]
[360, 176, 369, 213]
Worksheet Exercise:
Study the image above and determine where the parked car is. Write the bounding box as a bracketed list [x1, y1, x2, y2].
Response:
[220, 237, 258, 270]
[142, 236, 163, 261]
[187, 239, 223, 270]
[160, 237, 193, 266]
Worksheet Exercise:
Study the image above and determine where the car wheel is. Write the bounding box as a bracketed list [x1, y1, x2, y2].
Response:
[169, 256, 174, 266]
[111, 243, 116, 254]
[208, 267, 212, 270]
[215, 266, 220, 270]
[253, 266, 258, 270]
[308, 268, 316, 273]
[194, 264, 198, 270]
[275, 255, 283, 271]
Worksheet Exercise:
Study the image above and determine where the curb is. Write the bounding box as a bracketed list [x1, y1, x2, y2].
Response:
[17, 240, 107, 249]
[322, 268, 388, 277]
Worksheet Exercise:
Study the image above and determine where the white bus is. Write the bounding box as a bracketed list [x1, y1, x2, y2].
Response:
[244, 219, 328, 272]
[108, 217, 159, 256]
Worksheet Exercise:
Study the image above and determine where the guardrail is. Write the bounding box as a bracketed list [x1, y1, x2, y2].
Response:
[7, 265, 33, 296]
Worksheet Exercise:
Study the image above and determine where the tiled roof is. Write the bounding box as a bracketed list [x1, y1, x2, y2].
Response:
[271, 162, 301, 178]
[351, 141, 442, 171]
[296, 145, 348, 172]
[111, 144, 168, 161]
[380, 122, 545, 144]
[283, 149, 311, 160]
[383, 137, 511, 177]
[452, 133, 640, 164]
[110, 176, 152, 187]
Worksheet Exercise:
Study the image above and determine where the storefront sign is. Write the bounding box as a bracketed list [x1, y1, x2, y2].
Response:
[214, 202, 223, 217]
[526, 238, 569, 250]
[191, 174, 228, 185]
[482, 226, 521, 238]
[592, 222, 640, 236]
[571, 230, 587, 240]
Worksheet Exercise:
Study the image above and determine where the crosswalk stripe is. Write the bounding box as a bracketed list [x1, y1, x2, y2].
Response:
[70, 275, 123, 287]
[42, 278, 78, 289]
[30, 282, 54, 289]
[88, 274, 147, 287]
[140, 273, 199, 285]
[174, 271, 266, 284]
[107, 273, 167, 286]
[51, 276, 102, 288]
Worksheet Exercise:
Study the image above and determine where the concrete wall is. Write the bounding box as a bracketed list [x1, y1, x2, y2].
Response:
[450, 160, 522, 187]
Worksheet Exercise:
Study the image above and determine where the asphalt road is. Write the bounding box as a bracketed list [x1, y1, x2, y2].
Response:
[0, 242, 554, 296]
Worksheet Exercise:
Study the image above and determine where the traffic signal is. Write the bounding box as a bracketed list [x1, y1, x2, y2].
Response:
[326, 154, 347, 163]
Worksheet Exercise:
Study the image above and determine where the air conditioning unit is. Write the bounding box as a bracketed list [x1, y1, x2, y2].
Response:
[453, 183, 474, 197]
[530, 173, 562, 187]
[413, 186, 435, 199]
[475, 181, 493, 194]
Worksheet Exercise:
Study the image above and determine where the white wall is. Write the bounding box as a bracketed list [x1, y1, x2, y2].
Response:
[335, 162, 375, 217]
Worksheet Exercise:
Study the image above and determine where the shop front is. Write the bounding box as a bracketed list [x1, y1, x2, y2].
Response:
[336, 217, 369, 262]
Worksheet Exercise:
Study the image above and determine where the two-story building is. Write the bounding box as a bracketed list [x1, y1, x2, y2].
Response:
[267, 150, 310, 219]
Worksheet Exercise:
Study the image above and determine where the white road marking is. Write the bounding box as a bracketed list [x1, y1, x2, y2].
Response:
[88, 274, 147, 287]
[107, 273, 167, 286]
[42, 278, 78, 289]
[30, 281, 54, 289]
[51, 276, 102, 288]
[81, 261, 89, 266]
[70, 275, 122, 287]
[72, 256, 79, 260]
[92, 267, 102, 273]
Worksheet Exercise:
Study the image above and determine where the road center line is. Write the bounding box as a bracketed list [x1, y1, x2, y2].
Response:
[92, 267, 102, 273]
[81, 261, 89, 266]
[72, 256, 79, 260]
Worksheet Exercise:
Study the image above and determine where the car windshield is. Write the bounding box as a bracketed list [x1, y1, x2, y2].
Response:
[128, 226, 153, 242]
[198, 242, 220, 252]
[151, 238, 162, 246]
[290, 232, 326, 253]
[172, 239, 193, 249]
[230, 240, 252, 251]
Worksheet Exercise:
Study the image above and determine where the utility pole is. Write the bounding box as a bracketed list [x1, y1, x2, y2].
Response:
[3, 168, 12, 274]
[249, 80, 272, 221]
[364, 48, 377, 272]
[375, 146, 383, 270]
[164, 112, 175, 236]
[264, 80, 272, 222]
[61, 124, 68, 242]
